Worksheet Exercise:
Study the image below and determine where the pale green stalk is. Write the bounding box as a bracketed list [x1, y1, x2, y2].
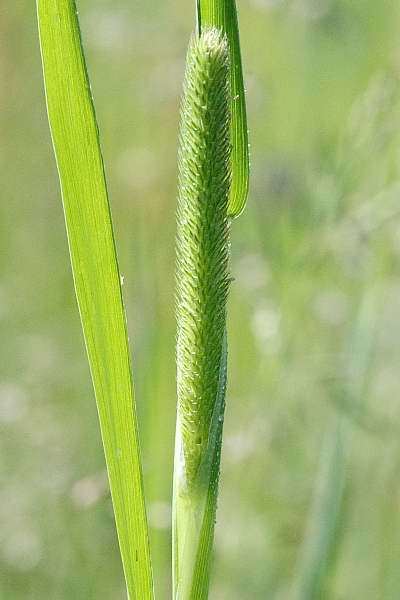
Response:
[36, 2, 153, 598]
[173, 28, 231, 599]
[292, 290, 379, 599]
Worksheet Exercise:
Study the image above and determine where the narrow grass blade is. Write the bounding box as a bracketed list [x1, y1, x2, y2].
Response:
[173, 28, 231, 598]
[197, 0, 249, 217]
[36, 2, 153, 598]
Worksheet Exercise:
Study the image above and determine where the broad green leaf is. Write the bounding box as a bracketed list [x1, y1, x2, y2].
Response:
[197, 0, 250, 217]
[36, 2, 153, 598]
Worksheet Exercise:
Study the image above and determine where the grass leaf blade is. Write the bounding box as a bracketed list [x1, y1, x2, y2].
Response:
[197, 0, 249, 217]
[36, 2, 153, 598]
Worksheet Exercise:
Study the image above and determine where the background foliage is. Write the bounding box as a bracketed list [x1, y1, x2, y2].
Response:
[2, 1, 400, 598]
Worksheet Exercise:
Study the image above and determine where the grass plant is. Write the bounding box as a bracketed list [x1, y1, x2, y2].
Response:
[37, 0, 248, 598]
[3, 1, 396, 598]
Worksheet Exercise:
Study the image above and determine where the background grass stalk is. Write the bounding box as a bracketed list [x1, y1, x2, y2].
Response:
[173, 28, 231, 598]
[36, 2, 153, 598]
[292, 289, 379, 599]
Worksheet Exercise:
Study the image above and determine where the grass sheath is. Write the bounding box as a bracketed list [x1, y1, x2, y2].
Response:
[36, 2, 153, 598]
[173, 28, 231, 599]
[197, 0, 249, 218]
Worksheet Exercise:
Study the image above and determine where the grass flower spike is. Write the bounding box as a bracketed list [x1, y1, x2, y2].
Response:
[173, 27, 231, 598]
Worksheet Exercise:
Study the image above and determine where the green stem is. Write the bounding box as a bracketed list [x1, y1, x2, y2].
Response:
[173, 336, 227, 598]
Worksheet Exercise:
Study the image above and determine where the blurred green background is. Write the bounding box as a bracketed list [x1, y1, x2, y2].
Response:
[2, 1, 400, 598]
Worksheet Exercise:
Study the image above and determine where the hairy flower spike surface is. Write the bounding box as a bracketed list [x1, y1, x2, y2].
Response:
[176, 28, 231, 490]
